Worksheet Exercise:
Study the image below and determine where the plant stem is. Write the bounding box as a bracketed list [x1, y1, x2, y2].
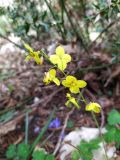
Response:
[0, 33, 24, 49]
[62, 1, 89, 54]
[76, 58, 120, 73]
[59, 0, 66, 36]
[29, 108, 55, 156]
[44, 0, 65, 40]
[25, 112, 29, 145]
[91, 112, 109, 160]
[79, 92, 109, 160]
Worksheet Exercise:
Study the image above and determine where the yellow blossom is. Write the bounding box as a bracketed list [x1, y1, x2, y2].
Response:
[50, 46, 71, 71]
[86, 102, 101, 113]
[65, 93, 80, 109]
[43, 69, 60, 86]
[24, 43, 43, 64]
[62, 75, 87, 94]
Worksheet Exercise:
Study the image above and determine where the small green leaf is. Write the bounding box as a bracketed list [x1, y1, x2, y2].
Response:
[0, 110, 15, 123]
[32, 150, 46, 160]
[108, 109, 120, 125]
[104, 125, 120, 143]
[45, 154, 55, 160]
[17, 143, 29, 159]
[6, 144, 16, 159]
[71, 150, 80, 160]
[71, 138, 100, 160]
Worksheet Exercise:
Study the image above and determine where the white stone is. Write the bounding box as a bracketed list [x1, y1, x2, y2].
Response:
[60, 127, 116, 160]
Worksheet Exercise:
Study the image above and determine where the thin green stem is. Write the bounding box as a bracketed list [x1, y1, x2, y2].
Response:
[29, 108, 55, 156]
[62, 2, 89, 53]
[44, 0, 65, 40]
[59, 0, 66, 36]
[25, 112, 29, 145]
[79, 91, 87, 105]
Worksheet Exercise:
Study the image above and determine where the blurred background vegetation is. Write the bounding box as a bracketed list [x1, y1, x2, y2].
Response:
[0, 0, 120, 54]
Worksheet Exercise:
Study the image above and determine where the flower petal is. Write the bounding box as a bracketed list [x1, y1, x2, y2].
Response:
[49, 69, 56, 78]
[86, 103, 93, 111]
[62, 79, 70, 87]
[63, 54, 71, 63]
[86, 102, 101, 113]
[49, 118, 61, 128]
[77, 80, 87, 88]
[93, 107, 101, 113]
[70, 86, 80, 94]
[66, 76, 77, 82]
[92, 103, 101, 113]
[66, 93, 80, 109]
[43, 72, 50, 85]
[53, 77, 60, 86]
[65, 100, 70, 107]
[34, 54, 41, 64]
[66, 93, 71, 98]
[50, 55, 60, 64]
[56, 46, 65, 57]
[69, 97, 80, 109]
[25, 55, 31, 62]
[58, 61, 67, 71]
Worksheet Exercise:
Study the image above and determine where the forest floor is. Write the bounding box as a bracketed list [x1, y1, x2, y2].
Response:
[0, 37, 120, 159]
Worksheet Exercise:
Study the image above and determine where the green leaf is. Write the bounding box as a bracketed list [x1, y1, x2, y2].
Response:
[45, 154, 55, 160]
[71, 138, 100, 160]
[108, 109, 120, 125]
[104, 125, 120, 143]
[0, 110, 15, 123]
[32, 150, 46, 160]
[17, 143, 29, 159]
[6, 144, 16, 159]
[71, 150, 80, 160]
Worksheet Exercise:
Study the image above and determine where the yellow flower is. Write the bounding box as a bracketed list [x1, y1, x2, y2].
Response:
[65, 93, 80, 109]
[24, 43, 43, 64]
[50, 46, 71, 71]
[62, 75, 87, 94]
[43, 69, 60, 86]
[86, 102, 101, 113]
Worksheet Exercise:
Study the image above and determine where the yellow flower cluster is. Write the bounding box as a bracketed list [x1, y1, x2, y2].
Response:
[62, 75, 87, 94]
[24, 44, 101, 113]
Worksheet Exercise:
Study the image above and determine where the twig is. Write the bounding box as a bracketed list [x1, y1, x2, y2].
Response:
[53, 108, 74, 155]
[76, 59, 120, 73]
[100, 109, 105, 129]
[0, 33, 23, 49]
[40, 131, 55, 147]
